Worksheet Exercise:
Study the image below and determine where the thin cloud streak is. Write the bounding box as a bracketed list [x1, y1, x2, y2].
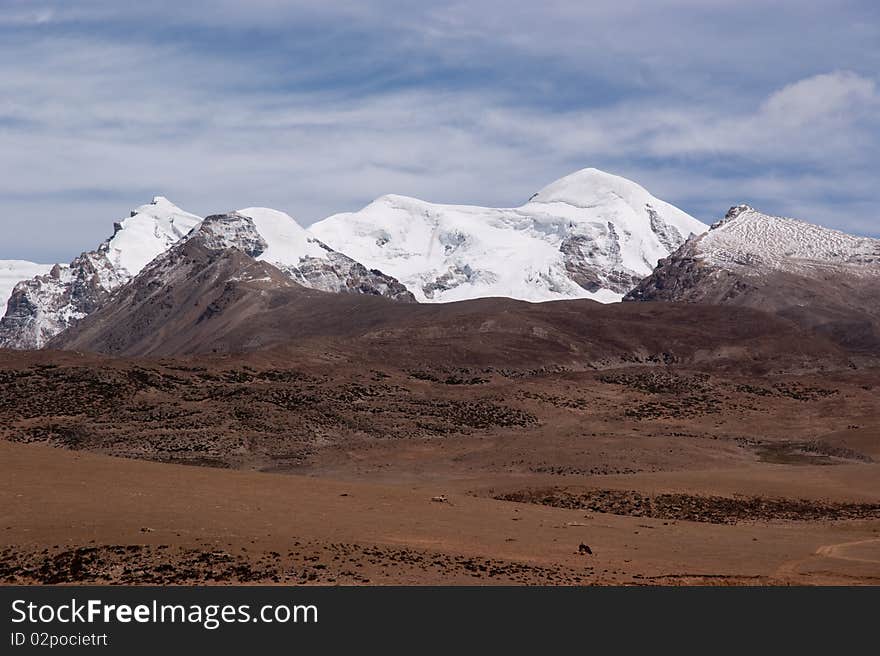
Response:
[0, 2, 878, 261]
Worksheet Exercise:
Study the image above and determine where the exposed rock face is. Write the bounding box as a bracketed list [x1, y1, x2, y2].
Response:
[199, 213, 268, 258]
[626, 205, 880, 353]
[647, 205, 685, 253]
[625, 235, 733, 304]
[422, 264, 495, 299]
[204, 211, 415, 302]
[559, 223, 644, 294]
[0, 260, 53, 312]
[0, 256, 120, 350]
[0, 197, 201, 349]
[288, 251, 414, 300]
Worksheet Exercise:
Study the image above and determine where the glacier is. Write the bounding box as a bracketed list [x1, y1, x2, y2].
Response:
[310, 168, 708, 303]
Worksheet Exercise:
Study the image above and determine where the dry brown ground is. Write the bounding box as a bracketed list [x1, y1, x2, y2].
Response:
[1, 349, 878, 586]
[1, 442, 879, 586]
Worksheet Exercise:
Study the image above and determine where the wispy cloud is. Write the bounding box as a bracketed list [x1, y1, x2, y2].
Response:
[0, 7, 53, 26]
[0, 1, 878, 262]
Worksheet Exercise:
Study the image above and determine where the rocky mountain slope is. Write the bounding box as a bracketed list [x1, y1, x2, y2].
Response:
[1, 260, 52, 312]
[211, 208, 414, 301]
[47, 212, 415, 355]
[626, 205, 880, 352]
[51, 216, 849, 374]
[0, 202, 415, 351]
[13, 175, 880, 357]
[311, 168, 707, 303]
[0, 197, 201, 349]
[2, 168, 703, 350]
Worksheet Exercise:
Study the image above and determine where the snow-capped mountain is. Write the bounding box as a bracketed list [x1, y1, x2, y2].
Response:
[0, 168, 706, 350]
[627, 205, 880, 300]
[1, 260, 52, 313]
[48, 211, 415, 355]
[0, 199, 421, 350]
[310, 168, 707, 303]
[212, 208, 414, 301]
[690, 204, 878, 273]
[0, 197, 201, 349]
[625, 205, 880, 351]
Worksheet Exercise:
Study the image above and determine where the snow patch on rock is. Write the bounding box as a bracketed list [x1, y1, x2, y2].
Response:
[199, 210, 415, 302]
[698, 205, 880, 275]
[0, 260, 53, 312]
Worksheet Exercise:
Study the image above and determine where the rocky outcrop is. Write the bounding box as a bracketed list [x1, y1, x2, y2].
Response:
[559, 225, 643, 294]
[0, 260, 53, 312]
[199, 213, 268, 258]
[647, 204, 685, 253]
[287, 251, 414, 300]
[0, 255, 123, 350]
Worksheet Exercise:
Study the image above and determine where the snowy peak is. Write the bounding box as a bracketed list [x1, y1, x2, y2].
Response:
[310, 167, 708, 303]
[530, 167, 657, 207]
[625, 205, 880, 352]
[698, 206, 880, 273]
[235, 207, 330, 262]
[101, 197, 201, 277]
[0, 197, 203, 349]
[721, 204, 756, 221]
[526, 167, 706, 246]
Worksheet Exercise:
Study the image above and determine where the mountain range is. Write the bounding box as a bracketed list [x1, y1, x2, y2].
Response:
[311, 168, 707, 303]
[0, 168, 706, 348]
[1, 168, 877, 357]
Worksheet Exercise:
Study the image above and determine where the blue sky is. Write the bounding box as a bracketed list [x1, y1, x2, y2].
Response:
[1, 0, 878, 262]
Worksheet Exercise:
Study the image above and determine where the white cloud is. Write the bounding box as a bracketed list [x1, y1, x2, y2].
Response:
[0, 3, 878, 261]
[0, 7, 54, 26]
[761, 71, 877, 124]
[644, 71, 879, 161]
[2, 61, 879, 260]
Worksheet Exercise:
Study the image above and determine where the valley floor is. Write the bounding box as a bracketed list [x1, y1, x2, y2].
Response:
[1, 441, 879, 585]
[1, 354, 878, 585]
